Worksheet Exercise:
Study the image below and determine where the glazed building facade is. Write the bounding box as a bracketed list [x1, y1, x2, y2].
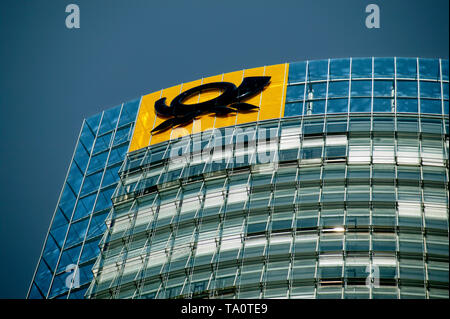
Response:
[27, 100, 140, 299]
[31, 57, 449, 299]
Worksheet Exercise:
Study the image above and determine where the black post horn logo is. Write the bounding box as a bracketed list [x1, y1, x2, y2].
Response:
[152, 76, 271, 133]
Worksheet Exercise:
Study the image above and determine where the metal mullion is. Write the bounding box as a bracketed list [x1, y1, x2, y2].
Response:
[68, 103, 126, 298]
[27, 120, 86, 299]
[324, 59, 330, 119]
[394, 57, 398, 128]
[46, 111, 105, 298]
[348, 58, 352, 116]
[417, 58, 422, 127]
[371, 57, 374, 130]
[298, 60, 309, 154]
[371, 57, 375, 114]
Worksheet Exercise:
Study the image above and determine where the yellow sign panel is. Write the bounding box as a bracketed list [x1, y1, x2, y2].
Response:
[129, 63, 289, 153]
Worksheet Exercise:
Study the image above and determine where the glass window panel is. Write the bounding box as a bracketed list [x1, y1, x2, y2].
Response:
[327, 97, 349, 114]
[349, 117, 370, 131]
[286, 84, 305, 102]
[443, 82, 449, 99]
[325, 145, 346, 158]
[93, 133, 112, 154]
[308, 60, 328, 81]
[397, 98, 418, 113]
[72, 145, 90, 178]
[347, 166, 370, 179]
[373, 98, 392, 112]
[284, 102, 303, 117]
[87, 210, 108, 239]
[330, 58, 350, 79]
[351, 80, 372, 96]
[102, 165, 120, 187]
[426, 242, 449, 257]
[288, 61, 307, 84]
[420, 81, 441, 98]
[398, 166, 420, 180]
[302, 120, 324, 134]
[310, 100, 326, 115]
[328, 81, 349, 98]
[108, 144, 129, 165]
[291, 259, 316, 280]
[326, 119, 347, 132]
[373, 117, 394, 131]
[372, 235, 396, 252]
[80, 171, 103, 196]
[421, 119, 444, 134]
[423, 167, 446, 182]
[65, 218, 89, 247]
[298, 167, 321, 182]
[396, 58, 417, 79]
[114, 125, 132, 146]
[399, 266, 425, 281]
[79, 122, 97, 155]
[397, 80, 418, 97]
[351, 58, 372, 79]
[94, 187, 115, 212]
[319, 240, 343, 252]
[300, 147, 322, 160]
[350, 98, 371, 112]
[374, 57, 394, 78]
[87, 151, 108, 174]
[73, 193, 97, 220]
[119, 98, 140, 126]
[373, 80, 393, 96]
[397, 117, 418, 131]
[421, 99, 442, 114]
[373, 165, 395, 180]
[309, 83, 327, 99]
[297, 187, 320, 204]
[98, 105, 121, 135]
[419, 58, 440, 80]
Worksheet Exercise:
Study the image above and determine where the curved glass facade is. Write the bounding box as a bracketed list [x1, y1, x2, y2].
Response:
[27, 100, 141, 299]
[86, 58, 449, 299]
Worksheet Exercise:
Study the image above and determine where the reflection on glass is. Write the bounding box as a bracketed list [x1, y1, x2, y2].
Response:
[330, 59, 350, 79]
[351, 58, 372, 78]
[374, 57, 395, 78]
[350, 98, 371, 112]
[419, 58, 440, 80]
[396, 58, 417, 79]
[328, 81, 349, 98]
[421, 99, 442, 114]
[327, 99, 348, 113]
[308, 60, 328, 81]
[373, 98, 392, 112]
[397, 99, 418, 113]
[351, 81, 372, 96]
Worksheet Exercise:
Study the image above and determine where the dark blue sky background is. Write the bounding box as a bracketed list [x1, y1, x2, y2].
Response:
[0, 0, 448, 298]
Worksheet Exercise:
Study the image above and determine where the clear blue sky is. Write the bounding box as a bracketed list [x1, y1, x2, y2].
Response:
[0, 0, 448, 298]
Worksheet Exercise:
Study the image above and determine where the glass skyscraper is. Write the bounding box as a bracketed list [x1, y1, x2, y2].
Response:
[30, 58, 449, 299]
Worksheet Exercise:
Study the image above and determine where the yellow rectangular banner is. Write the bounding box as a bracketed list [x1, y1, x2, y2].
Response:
[129, 63, 289, 153]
